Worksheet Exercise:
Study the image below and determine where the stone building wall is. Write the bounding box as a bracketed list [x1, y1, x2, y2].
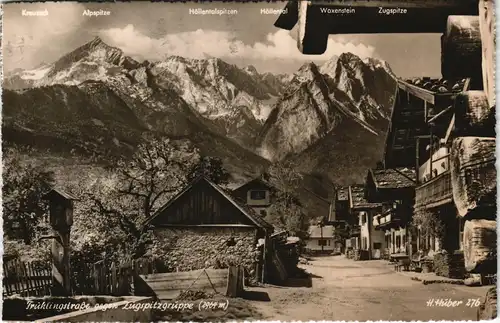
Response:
[152, 226, 261, 277]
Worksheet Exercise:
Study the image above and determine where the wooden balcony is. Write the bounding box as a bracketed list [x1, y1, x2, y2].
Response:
[415, 171, 452, 210]
[350, 225, 361, 237]
[373, 206, 405, 230]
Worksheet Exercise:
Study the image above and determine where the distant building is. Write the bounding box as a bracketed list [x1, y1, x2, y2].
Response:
[348, 185, 383, 260]
[326, 186, 350, 226]
[305, 224, 334, 254]
[232, 177, 276, 218]
[365, 167, 416, 258]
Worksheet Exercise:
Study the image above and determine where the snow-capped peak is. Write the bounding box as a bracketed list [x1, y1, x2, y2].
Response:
[20, 65, 51, 80]
[243, 65, 259, 76]
[362, 57, 393, 74]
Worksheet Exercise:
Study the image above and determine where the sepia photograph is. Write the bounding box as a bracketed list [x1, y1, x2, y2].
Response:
[1, 0, 497, 321]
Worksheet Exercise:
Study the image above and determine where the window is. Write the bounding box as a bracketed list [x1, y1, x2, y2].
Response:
[318, 239, 327, 246]
[327, 240, 331, 246]
[250, 190, 266, 200]
[373, 242, 382, 249]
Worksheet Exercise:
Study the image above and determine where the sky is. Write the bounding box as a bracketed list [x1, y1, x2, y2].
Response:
[3, 2, 442, 78]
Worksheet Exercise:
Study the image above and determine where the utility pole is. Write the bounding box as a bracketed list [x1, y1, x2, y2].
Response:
[318, 220, 324, 253]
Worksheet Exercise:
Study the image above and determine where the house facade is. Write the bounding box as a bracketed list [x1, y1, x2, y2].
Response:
[232, 177, 275, 218]
[383, 77, 484, 278]
[305, 225, 335, 254]
[144, 176, 274, 280]
[348, 185, 383, 260]
[365, 167, 416, 259]
[328, 186, 350, 224]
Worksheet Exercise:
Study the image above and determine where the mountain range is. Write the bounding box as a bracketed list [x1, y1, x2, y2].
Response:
[3, 36, 397, 216]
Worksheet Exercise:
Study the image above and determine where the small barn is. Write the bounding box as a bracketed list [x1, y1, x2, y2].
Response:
[144, 176, 273, 279]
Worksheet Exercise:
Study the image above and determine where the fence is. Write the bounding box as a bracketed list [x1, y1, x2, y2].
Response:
[3, 257, 156, 298]
[2, 258, 52, 297]
[3, 258, 246, 299]
[71, 259, 137, 296]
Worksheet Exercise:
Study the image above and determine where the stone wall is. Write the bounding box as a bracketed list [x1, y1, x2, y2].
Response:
[152, 226, 260, 278]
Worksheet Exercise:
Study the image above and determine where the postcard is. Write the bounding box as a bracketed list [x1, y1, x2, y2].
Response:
[1, 1, 497, 322]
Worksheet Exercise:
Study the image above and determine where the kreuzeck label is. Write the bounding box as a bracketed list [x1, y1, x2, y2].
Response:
[21, 9, 49, 16]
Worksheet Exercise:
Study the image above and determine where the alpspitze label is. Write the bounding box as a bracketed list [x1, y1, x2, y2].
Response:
[83, 9, 111, 17]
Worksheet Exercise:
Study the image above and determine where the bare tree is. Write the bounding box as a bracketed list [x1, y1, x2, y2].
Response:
[116, 137, 199, 219]
[266, 161, 309, 238]
[78, 137, 199, 259]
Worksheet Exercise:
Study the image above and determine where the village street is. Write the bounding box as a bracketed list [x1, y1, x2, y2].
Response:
[246, 256, 489, 321]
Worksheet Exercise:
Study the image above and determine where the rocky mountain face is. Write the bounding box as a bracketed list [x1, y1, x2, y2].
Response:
[3, 37, 276, 178]
[257, 52, 396, 184]
[4, 37, 287, 150]
[3, 36, 396, 188]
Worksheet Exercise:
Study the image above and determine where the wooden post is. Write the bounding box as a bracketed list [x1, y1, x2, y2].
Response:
[111, 262, 117, 295]
[478, 0, 496, 108]
[261, 237, 266, 284]
[42, 188, 77, 296]
[429, 127, 434, 178]
[226, 266, 238, 298]
[415, 138, 420, 184]
[367, 211, 372, 260]
[424, 101, 428, 122]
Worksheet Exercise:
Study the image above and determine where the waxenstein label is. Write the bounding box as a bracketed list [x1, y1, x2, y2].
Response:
[319, 7, 356, 14]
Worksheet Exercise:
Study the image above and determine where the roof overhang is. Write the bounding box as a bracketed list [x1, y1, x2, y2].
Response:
[274, 1, 478, 35]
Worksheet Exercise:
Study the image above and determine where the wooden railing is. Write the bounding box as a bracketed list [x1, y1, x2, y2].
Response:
[350, 226, 361, 236]
[419, 151, 450, 182]
[374, 206, 406, 229]
[415, 171, 452, 209]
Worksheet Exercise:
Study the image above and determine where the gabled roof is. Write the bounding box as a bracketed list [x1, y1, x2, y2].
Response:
[308, 225, 334, 239]
[42, 186, 79, 201]
[144, 176, 273, 230]
[349, 185, 382, 210]
[368, 168, 416, 189]
[233, 176, 276, 192]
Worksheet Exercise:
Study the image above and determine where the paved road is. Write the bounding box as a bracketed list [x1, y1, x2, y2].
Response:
[247, 255, 487, 321]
